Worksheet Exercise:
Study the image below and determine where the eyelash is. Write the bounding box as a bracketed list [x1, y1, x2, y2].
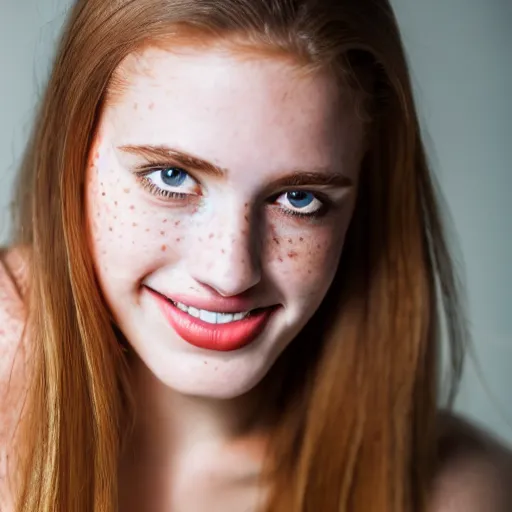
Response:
[134, 166, 331, 219]
[280, 207, 326, 220]
[137, 175, 189, 200]
[135, 165, 192, 200]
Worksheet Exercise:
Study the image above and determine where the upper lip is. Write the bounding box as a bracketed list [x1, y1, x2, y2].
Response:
[145, 286, 274, 314]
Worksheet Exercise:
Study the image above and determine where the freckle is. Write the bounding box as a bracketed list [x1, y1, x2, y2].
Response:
[134, 103, 138, 110]
[132, 222, 137, 227]
[114, 215, 117, 220]
[300, 237, 304, 242]
[129, 205, 135, 210]
[160, 231, 165, 236]
[288, 239, 293, 244]
[198, 237, 203, 242]
[273, 237, 280, 245]
[176, 237, 181, 242]
[102, 192, 106, 196]
[288, 251, 298, 259]
[204, 361, 208, 365]
[114, 201, 118, 207]
[221, 249, 225, 254]
[146, 228, 150, 232]
[108, 227, 113, 232]
[209, 233, 214, 239]
[244, 203, 248, 208]
[316, 244, 321, 249]
[161, 245, 167, 252]
[308, 270, 312, 274]
[278, 257, 283, 262]
[174, 220, 180, 226]
[123, 188, 130, 194]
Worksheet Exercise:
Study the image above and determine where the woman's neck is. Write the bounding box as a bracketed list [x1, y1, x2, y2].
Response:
[126, 354, 269, 466]
[118, 355, 270, 511]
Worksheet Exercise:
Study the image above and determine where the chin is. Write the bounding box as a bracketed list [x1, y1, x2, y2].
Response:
[138, 344, 275, 400]
[157, 363, 270, 400]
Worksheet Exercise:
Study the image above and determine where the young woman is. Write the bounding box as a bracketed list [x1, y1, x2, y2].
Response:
[0, 0, 510, 510]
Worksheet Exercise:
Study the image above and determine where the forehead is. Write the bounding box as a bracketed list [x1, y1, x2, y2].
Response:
[102, 46, 363, 177]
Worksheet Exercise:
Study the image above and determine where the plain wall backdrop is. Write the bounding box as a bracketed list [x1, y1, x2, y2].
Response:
[1, 0, 511, 444]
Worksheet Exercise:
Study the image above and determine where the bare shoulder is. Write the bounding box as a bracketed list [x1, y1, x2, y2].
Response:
[431, 411, 512, 511]
[0, 245, 29, 424]
[0, 246, 30, 510]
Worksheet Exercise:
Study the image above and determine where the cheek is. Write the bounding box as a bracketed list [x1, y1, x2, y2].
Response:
[266, 220, 348, 296]
[85, 146, 186, 275]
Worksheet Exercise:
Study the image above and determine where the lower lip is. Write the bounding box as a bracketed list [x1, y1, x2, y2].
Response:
[149, 291, 275, 352]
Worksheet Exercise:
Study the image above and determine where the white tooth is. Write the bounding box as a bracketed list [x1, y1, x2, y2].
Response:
[188, 307, 200, 318]
[177, 304, 251, 324]
[200, 310, 218, 324]
[177, 302, 188, 312]
[217, 313, 234, 324]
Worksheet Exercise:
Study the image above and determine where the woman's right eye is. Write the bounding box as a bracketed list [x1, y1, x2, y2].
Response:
[136, 167, 199, 199]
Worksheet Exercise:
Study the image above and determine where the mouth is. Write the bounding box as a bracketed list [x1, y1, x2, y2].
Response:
[146, 288, 278, 352]
[170, 299, 258, 325]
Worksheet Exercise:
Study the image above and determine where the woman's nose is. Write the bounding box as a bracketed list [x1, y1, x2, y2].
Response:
[187, 208, 262, 297]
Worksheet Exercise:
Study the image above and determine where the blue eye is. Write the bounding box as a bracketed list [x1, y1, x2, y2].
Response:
[287, 191, 315, 209]
[136, 166, 198, 199]
[161, 168, 187, 187]
[275, 190, 324, 217]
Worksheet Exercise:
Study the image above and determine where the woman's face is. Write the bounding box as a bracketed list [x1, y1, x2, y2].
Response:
[86, 46, 364, 399]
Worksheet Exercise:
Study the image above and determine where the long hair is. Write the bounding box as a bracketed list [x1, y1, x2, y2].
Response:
[12, 0, 466, 510]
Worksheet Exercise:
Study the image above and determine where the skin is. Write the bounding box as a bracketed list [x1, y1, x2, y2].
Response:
[0, 46, 510, 512]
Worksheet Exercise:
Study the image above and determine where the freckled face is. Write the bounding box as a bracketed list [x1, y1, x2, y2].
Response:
[86, 46, 364, 399]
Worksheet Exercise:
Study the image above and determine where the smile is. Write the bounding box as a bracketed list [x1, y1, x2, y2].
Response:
[145, 287, 277, 352]
[172, 300, 251, 324]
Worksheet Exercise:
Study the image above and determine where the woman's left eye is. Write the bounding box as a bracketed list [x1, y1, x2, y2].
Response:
[137, 167, 198, 198]
[275, 190, 324, 217]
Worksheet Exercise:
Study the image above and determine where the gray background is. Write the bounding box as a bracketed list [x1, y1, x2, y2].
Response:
[1, 0, 511, 444]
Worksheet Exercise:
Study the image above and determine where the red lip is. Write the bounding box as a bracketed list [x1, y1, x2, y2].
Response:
[162, 293, 257, 314]
[146, 288, 276, 352]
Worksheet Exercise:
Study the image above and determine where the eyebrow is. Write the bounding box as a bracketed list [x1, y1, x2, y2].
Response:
[118, 144, 353, 188]
[271, 171, 352, 188]
[120, 144, 225, 176]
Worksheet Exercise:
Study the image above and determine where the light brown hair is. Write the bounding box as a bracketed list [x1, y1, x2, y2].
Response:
[12, 0, 465, 510]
